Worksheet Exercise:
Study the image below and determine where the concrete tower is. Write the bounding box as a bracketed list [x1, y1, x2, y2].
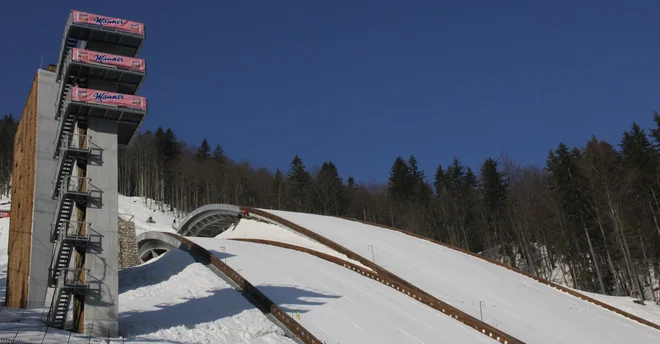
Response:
[6, 10, 147, 337]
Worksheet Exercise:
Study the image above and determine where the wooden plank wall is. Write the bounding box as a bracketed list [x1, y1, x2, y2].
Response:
[5, 73, 39, 308]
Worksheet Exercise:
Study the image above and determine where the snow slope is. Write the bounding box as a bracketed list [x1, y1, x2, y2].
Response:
[116, 196, 660, 327]
[218, 218, 373, 271]
[576, 289, 660, 326]
[118, 195, 178, 236]
[191, 237, 496, 344]
[262, 209, 660, 344]
[119, 247, 297, 344]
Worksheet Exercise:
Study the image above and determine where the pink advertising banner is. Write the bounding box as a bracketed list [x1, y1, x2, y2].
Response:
[71, 87, 147, 111]
[71, 48, 145, 72]
[72, 10, 145, 36]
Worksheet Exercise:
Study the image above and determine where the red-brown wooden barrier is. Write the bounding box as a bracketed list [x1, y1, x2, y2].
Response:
[243, 208, 524, 344]
[162, 233, 323, 344]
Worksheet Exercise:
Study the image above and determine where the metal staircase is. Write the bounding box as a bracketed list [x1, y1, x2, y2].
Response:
[50, 288, 72, 329]
[51, 175, 89, 240]
[47, 268, 89, 329]
[48, 241, 73, 287]
[47, 220, 90, 327]
[52, 133, 91, 198]
[47, 175, 90, 327]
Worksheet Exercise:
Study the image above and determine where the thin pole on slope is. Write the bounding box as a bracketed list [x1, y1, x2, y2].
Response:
[368, 245, 376, 269]
[480, 301, 484, 321]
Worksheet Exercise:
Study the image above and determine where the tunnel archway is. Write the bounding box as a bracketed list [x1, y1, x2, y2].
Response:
[174, 204, 242, 237]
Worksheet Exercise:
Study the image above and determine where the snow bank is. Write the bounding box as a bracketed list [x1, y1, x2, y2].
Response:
[119, 248, 297, 344]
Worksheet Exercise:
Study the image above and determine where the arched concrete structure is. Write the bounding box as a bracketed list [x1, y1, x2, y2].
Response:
[175, 204, 241, 237]
[136, 231, 183, 263]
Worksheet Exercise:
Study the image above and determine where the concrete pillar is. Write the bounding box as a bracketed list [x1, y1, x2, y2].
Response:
[30, 69, 60, 305]
[82, 118, 119, 336]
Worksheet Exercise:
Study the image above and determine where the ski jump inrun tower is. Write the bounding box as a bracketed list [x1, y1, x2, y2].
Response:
[6, 10, 147, 336]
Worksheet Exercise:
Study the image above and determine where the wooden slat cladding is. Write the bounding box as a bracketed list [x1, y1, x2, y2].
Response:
[5, 74, 39, 308]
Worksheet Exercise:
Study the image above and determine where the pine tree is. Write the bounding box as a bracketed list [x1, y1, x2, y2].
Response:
[196, 139, 212, 162]
[480, 158, 508, 212]
[618, 124, 659, 299]
[272, 169, 285, 209]
[446, 157, 466, 195]
[347, 177, 356, 190]
[286, 155, 311, 212]
[408, 155, 431, 204]
[388, 157, 411, 204]
[212, 144, 227, 165]
[315, 161, 345, 215]
[464, 167, 478, 190]
[162, 128, 180, 161]
[434, 164, 445, 195]
[480, 157, 509, 251]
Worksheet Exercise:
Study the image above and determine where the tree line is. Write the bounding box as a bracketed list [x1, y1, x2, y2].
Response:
[117, 114, 660, 302]
[1, 111, 659, 302]
[0, 114, 17, 198]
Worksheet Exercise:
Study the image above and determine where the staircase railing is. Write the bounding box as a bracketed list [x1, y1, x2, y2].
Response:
[48, 221, 90, 287]
[52, 134, 91, 198]
[59, 268, 89, 289]
[51, 220, 90, 244]
[47, 268, 90, 328]
[51, 176, 91, 241]
[60, 175, 90, 197]
[61, 133, 90, 153]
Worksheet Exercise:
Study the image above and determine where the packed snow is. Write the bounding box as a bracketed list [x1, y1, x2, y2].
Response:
[218, 217, 373, 270]
[575, 288, 660, 326]
[0, 201, 298, 343]
[118, 195, 179, 236]
[118, 247, 297, 344]
[191, 237, 496, 344]
[2, 195, 660, 343]
[262, 209, 660, 344]
[119, 196, 660, 327]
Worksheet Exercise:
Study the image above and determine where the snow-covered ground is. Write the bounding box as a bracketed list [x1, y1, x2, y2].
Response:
[0, 216, 9, 303]
[2, 195, 660, 343]
[119, 247, 297, 344]
[575, 288, 660, 325]
[191, 237, 496, 344]
[262, 209, 660, 344]
[120, 196, 660, 327]
[118, 195, 178, 236]
[218, 217, 373, 271]
[0, 201, 299, 343]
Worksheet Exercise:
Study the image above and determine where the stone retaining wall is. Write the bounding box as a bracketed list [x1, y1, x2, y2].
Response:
[119, 218, 141, 269]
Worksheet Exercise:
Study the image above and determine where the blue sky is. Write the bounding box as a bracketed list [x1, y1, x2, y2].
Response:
[1, 1, 659, 183]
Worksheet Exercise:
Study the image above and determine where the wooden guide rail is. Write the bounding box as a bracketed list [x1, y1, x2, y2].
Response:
[244, 208, 525, 344]
[338, 216, 660, 332]
[162, 233, 323, 344]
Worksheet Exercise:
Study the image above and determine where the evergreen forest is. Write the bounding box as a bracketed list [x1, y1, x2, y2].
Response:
[1, 111, 660, 303]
